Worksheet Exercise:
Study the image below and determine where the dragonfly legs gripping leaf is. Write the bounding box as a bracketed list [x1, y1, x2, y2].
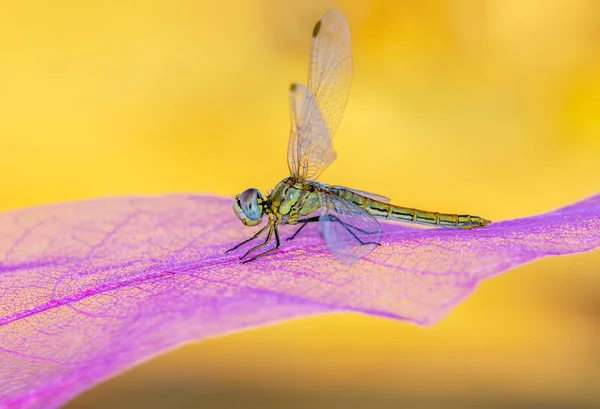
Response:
[226, 222, 282, 264]
[229, 214, 383, 263]
[228, 212, 384, 264]
[225, 224, 270, 254]
[228, 218, 319, 264]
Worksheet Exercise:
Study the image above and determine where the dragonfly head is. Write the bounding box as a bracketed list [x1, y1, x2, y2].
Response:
[232, 188, 265, 226]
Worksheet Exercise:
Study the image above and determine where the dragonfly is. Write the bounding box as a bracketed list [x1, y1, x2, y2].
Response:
[228, 9, 490, 264]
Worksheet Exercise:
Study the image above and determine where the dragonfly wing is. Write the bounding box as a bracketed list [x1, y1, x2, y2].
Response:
[287, 83, 333, 178]
[329, 186, 391, 202]
[288, 9, 352, 181]
[318, 192, 382, 264]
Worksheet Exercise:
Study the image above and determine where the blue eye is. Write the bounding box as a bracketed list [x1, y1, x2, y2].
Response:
[239, 188, 263, 220]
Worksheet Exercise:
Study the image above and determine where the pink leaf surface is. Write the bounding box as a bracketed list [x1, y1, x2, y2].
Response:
[0, 193, 599, 408]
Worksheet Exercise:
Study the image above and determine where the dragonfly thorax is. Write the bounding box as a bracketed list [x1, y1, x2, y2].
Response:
[232, 188, 265, 226]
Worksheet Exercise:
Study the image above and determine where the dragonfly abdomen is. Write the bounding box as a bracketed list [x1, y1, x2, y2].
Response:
[385, 207, 490, 228]
[331, 188, 490, 229]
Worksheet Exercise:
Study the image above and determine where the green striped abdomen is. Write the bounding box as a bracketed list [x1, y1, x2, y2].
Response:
[332, 189, 490, 229]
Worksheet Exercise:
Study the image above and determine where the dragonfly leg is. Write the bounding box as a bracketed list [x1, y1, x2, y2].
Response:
[345, 223, 383, 246]
[286, 216, 320, 241]
[239, 223, 276, 260]
[241, 225, 281, 263]
[327, 215, 381, 246]
[225, 224, 269, 254]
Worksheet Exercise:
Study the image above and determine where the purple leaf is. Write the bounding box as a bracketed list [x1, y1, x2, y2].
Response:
[0, 193, 599, 408]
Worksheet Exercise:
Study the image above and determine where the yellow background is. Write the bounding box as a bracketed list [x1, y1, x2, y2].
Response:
[1, 1, 598, 407]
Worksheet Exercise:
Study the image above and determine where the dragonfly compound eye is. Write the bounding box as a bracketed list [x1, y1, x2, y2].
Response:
[236, 188, 263, 224]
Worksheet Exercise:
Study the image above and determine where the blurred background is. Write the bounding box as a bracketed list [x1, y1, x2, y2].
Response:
[1, 0, 599, 408]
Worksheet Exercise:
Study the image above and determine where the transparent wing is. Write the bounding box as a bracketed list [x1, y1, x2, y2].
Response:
[318, 192, 382, 265]
[288, 9, 353, 180]
[288, 83, 306, 177]
[287, 83, 333, 178]
[329, 186, 391, 202]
